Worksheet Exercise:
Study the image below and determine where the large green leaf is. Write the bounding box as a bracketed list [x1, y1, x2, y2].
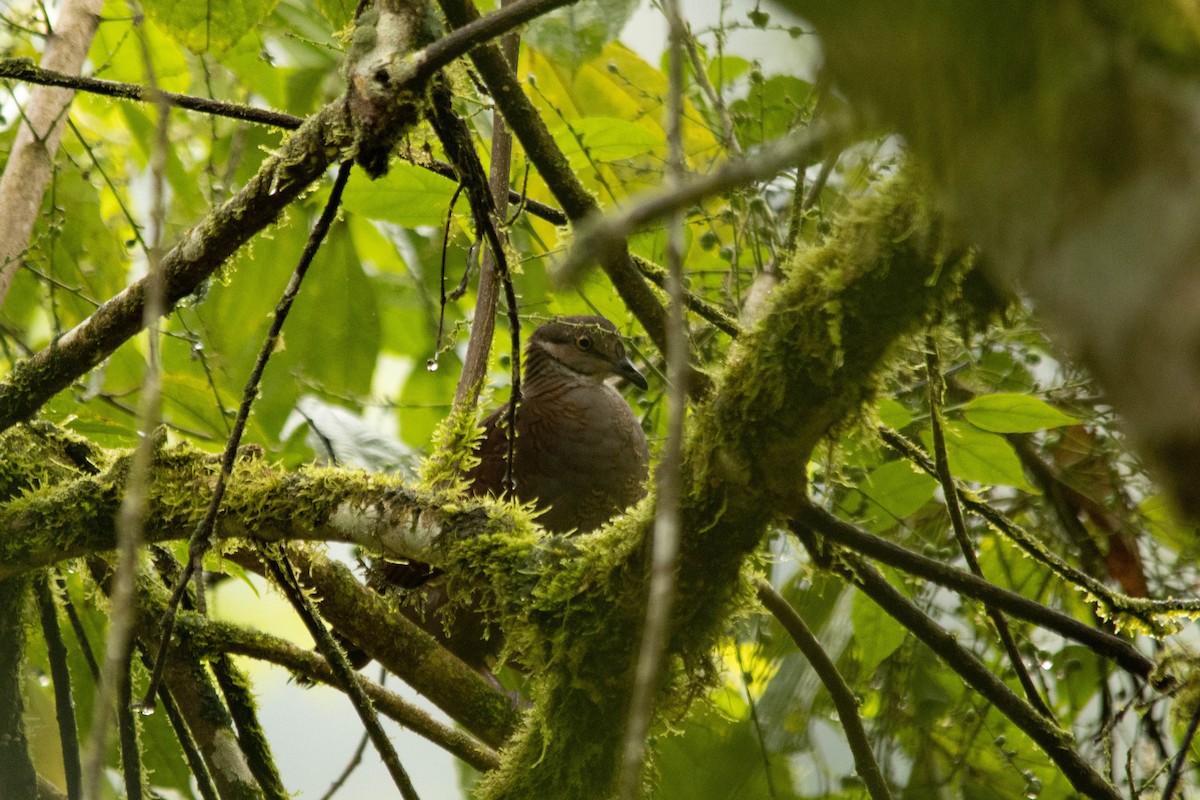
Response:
[525, 0, 640, 69]
[920, 421, 1039, 493]
[860, 459, 938, 522]
[961, 392, 1079, 433]
[551, 117, 660, 164]
[143, 0, 281, 54]
[852, 581, 907, 675]
[341, 163, 460, 228]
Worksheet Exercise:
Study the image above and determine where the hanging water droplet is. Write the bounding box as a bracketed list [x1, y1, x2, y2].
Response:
[38, 674, 51, 687]
[137, 701, 156, 717]
[426, 358, 439, 372]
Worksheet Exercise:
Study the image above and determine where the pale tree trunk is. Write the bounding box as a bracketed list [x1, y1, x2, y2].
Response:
[0, 0, 105, 309]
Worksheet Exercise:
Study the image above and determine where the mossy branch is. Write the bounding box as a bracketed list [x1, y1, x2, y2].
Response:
[4, 174, 972, 797]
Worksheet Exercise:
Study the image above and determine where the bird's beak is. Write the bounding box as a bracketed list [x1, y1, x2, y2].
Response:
[616, 357, 649, 391]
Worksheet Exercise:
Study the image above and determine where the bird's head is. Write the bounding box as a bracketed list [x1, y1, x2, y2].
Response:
[528, 315, 648, 390]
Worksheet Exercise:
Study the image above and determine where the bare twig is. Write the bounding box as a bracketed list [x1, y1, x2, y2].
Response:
[791, 504, 1156, 681]
[140, 160, 354, 709]
[267, 550, 422, 800]
[619, 1, 688, 795]
[758, 579, 894, 800]
[924, 335, 1055, 720]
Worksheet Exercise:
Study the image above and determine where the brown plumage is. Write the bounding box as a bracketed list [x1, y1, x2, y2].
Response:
[360, 315, 649, 670]
[465, 315, 649, 532]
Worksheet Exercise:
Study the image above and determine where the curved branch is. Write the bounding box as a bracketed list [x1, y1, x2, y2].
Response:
[757, 579, 894, 800]
[791, 504, 1157, 682]
[841, 551, 1121, 800]
[179, 612, 501, 772]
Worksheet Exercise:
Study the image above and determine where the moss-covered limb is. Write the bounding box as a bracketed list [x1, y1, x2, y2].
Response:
[177, 611, 501, 771]
[279, 544, 521, 748]
[780, 2, 1200, 517]
[462, 176, 972, 798]
[0, 100, 346, 433]
[113, 562, 264, 800]
[0, 428, 527, 580]
[0, 574, 37, 800]
[210, 655, 289, 800]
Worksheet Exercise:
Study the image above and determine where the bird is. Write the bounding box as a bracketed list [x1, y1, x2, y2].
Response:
[364, 315, 650, 669]
[465, 314, 650, 533]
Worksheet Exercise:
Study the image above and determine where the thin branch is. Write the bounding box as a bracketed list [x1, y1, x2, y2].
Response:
[320, 731, 371, 800]
[81, 29, 170, 795]
[876, 426, 1200, 629]
[141, 674, 220, 800]
[557, 120, 847, 280]
[827, 546, 1122, 800]
[141, 160, 354, 709]
[0, 57, 304, 128]
[631, 254, 739, 337]
[790, 505, 1157, 681]
[757, 579, 894, 800]
[924, 335, 1056, 719]
[35, 573, 82, 800]
[267, 550, 422, 800]
[619, 0, 688, 793]
[211, 654, 289, 800]
[453, 12, 521, 414]
[1160, 699, 1200, 800]
[116, 653, 144, 800]
[437, 0, 675, 359]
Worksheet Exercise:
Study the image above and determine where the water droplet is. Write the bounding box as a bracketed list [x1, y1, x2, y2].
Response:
[137, 702, 156, 717]
[426, 358, 439, 372]
[38, 674, 51, 687]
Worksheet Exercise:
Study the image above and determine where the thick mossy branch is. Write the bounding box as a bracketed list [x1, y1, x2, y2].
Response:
[468, 175, 973, 799]
[0, 428, 529, 580]
[1, 178, 970, 797]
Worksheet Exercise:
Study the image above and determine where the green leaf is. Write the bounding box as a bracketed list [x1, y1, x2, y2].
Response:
[861, 460, 938, 521]
[707, 55, 751, 89]
[552, 117, 660, 163]
[143, 0, 281, 54]
[315, 0, 356, 30]
[341, 162, 459, 227]
[877, 397, 914, 430]
[962, 393, 1079, 433]
[526, 0, 640, 69]
[921, 421, 1039, 493]
[852, 583, 907, 675]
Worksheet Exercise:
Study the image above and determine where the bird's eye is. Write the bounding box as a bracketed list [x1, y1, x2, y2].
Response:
[576, 335, 593, 351]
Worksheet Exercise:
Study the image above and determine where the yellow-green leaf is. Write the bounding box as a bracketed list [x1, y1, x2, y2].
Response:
[962, 393, 1079, 433]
